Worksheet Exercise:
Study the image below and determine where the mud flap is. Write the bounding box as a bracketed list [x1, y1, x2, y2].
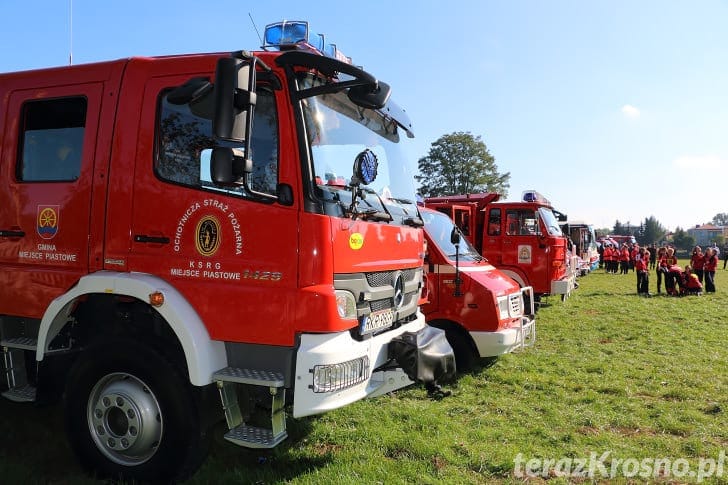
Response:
[388, 325, 456, 395]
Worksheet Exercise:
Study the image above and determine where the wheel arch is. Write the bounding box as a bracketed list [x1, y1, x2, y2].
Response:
[36, 271, 227, 386]
[499, 268, 527, 289]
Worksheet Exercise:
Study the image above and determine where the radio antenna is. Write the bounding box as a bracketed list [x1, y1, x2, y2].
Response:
[68, 0, 73, 64]
[248, 12, 264, 46]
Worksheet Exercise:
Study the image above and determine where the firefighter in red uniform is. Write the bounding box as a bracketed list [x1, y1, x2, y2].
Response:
[636, 247, 650, 295]
[662, 247, 679, 295]
[620, 245, 630, 274]
[703, 247, 718, 292]
[690, 246, 705, 284]
[603, 244, 614, 273]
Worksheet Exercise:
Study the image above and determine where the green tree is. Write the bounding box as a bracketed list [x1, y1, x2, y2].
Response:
[711, 213, 728, 226]
[416, 131, 510, 197]
[613, 220, 626, 236]
[639, 216, 666, 245]
[672, 227, 695, 251]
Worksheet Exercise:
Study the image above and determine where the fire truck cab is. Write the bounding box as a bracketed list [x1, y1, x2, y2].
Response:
[0, 20, 454, 482]
[420, 208, 535, 370]
[426, 191, 576, 300]
[561, 220, 599, 275]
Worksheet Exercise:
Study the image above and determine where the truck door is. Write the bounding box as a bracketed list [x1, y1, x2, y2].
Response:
[124, 74, 299, 344]
[500, 207, 547, 290]
[482, 207, 503, 264]
[0, 85, 102, 318]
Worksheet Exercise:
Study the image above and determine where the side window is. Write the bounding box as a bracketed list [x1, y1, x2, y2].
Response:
[17, 97, 87, 182]
[506, 209, 539, 236]
[454, 209, 470, 236]
[487, 208, 501, 236]
[156, 87, 278, 197]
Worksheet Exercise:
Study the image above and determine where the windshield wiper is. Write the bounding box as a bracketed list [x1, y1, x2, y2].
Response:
[403, 216, 424, 227]
[354, 207, 393, 222]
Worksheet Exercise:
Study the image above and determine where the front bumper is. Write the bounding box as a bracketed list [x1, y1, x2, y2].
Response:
[551, 272, 577, 297]
[292, 313, 454, 418]
[471, 315, 536, 357]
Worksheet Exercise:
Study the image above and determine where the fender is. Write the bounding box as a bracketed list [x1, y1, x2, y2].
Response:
[499, 268, 527, 289]
[35, 271, 227, 386]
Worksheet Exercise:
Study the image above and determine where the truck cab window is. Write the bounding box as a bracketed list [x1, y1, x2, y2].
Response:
[16, 97, 86, 182]
[487, 208, 501, 236]
[156, 87, 278, 197]
[506, 209, 539, 236]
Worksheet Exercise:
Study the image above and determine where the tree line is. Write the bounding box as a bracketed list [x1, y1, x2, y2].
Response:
[601, 213, 727, 251]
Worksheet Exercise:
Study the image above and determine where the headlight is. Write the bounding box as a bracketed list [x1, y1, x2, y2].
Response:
[312, 356, 370, 393]
[335, 290, 357, 320]
[497, 295, 510, 320]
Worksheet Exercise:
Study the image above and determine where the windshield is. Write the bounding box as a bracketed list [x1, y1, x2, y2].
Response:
[539, 207, 563, 236]
[422, 210, 484, 262]
[298, 74, 419, 224]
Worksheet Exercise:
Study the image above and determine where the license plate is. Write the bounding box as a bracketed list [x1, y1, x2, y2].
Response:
[360, 309, 394, 334]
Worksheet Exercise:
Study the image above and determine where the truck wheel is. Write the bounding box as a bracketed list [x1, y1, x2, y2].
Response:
[440, 326, 477, 372]
[64, 338, 209, 482]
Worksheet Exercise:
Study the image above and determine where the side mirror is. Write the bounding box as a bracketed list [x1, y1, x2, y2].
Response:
[213, 57, 256, 142]
[450, 227, 461, 246]
[210, 148, 235, 185]
[347, 81, 391, 110]
[210, 148, 251, 186]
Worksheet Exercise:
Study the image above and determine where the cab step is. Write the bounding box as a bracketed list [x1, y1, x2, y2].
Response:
[224, 424, 288, 448]
[212, 367, 284, 387]
[214, 366, 287, 449]
[1, 337, 38, 351]
[1, 384, 36, 403]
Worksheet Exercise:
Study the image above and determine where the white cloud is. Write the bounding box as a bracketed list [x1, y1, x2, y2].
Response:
[621, 104, 641, 118]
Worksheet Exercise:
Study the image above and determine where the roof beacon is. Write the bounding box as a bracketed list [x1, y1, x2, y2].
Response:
[522, 190, 551, 206]
[263, 20, 352, 64]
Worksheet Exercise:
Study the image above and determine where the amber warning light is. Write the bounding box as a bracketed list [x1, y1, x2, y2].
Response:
[149, 291, 165, 307]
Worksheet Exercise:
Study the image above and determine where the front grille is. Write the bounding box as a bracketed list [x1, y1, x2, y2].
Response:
[508, 293, 522, 316]
[365, 268, 418, 287]
[370, 299, 393, 312]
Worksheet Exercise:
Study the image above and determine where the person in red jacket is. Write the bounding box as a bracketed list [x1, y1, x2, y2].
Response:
[620, 245, 630, 275]
[636, 247, 650, 296]
[681, 265, 703, 295]
[703, 247, 718, 292]
[662, 247, 680, 296]
[655, 246, 667, 293]
[690, 246, 705, 284]
[603, 244, 614, 273]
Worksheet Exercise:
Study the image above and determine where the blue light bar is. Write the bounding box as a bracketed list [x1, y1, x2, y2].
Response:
[522, 190, 551, 206]
[263, 20, 352, 64]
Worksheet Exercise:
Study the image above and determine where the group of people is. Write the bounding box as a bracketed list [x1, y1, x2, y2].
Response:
[600, 242, 720, 296]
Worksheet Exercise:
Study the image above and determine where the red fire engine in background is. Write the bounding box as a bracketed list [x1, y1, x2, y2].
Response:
[420, 207, 535, 370]
[0, 20, 454, 481]
[425, 191, 576, 301]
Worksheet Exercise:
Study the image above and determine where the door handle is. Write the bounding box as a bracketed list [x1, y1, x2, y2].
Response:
[134, 234, 170, 244]
[0, 230, 25, 238]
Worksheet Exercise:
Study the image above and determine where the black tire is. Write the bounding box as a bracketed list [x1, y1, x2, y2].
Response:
[64, 338, 210, 483]
[435, 324, 477, 373]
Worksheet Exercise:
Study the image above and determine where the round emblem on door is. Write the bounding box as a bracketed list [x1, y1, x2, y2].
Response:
[195, 216, 221, 257]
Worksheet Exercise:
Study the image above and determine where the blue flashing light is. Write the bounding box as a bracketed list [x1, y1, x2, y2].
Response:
[263, 20, 352, 64]
[522, 190, 551, 206]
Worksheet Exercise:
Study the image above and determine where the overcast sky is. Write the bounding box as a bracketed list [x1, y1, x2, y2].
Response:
[3, 1, 727, 231]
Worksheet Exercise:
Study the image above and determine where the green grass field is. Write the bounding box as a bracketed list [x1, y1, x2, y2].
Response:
[1, 262, 726, 484]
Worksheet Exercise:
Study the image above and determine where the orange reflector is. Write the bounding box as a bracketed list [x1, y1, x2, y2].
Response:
[552, 261, 562, 267]
[149, 291, 165, 307]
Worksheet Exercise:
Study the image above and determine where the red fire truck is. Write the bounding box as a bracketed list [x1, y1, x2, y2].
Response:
[420, 208, 535, 370]
[425, 191, 576, 300]
[0, 20, 454, 481]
